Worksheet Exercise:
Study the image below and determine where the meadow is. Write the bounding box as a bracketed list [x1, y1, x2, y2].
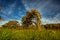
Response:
[0, 28, 60, 40]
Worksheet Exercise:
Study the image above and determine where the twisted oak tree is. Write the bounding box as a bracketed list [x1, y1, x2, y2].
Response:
[22, 9, 42, 30]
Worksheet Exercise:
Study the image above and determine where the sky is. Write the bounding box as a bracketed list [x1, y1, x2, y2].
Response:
[0, 0, 60, 25]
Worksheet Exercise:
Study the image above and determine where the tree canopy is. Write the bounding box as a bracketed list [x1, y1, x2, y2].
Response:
[21, 9, 42, 30]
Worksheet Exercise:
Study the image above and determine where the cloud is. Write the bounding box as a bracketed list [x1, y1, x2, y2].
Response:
[0, 0, 60, 25]
[54, 14, 60, 20]
[52, 0, 60, 5]
[0, 21, 9, 26]
[41, 17, 60, 24]
[22, 0, 60, 24]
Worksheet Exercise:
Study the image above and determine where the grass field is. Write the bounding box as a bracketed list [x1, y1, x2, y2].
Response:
[0, 28, 60, 40]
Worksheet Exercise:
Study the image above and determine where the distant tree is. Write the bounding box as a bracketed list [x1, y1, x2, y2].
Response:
[2, 20, 20, 29]
[44, 24, 60, 29]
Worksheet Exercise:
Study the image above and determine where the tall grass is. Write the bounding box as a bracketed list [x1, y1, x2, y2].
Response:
[0, 28, 60, 40]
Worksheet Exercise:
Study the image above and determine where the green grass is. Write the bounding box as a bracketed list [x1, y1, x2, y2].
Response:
[0, 28, 60, 40]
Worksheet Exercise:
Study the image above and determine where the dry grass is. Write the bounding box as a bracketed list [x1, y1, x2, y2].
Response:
[0, 28, 60, 40]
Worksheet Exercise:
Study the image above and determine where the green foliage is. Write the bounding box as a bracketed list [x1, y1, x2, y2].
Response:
[0, 28, 60, 40]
